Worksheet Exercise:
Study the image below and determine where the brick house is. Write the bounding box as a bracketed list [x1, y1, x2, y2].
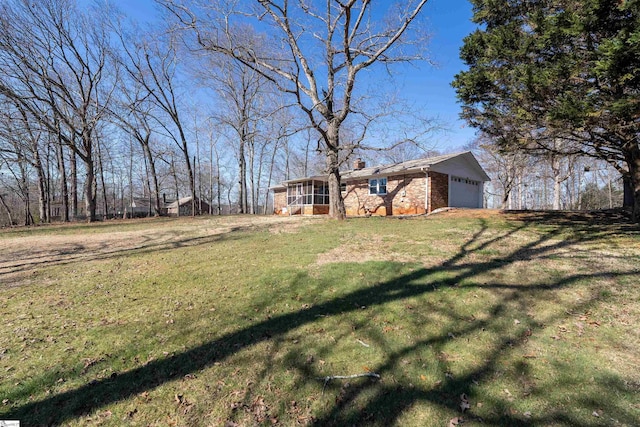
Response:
[271, 151, 490, 216]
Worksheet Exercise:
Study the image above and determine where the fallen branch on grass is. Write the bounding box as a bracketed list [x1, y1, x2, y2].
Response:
[317, 372, 381, 394]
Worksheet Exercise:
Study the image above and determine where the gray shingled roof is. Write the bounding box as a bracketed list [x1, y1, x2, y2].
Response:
[278, 151, 489, 185]
[341, 152, 463, 180]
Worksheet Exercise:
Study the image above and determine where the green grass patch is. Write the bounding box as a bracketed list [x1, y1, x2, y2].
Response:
[0, 212, 639, 426]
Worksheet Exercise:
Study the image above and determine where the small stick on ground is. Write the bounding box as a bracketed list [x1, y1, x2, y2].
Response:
[356, 339, 370, 347]
[317, 372, 381, 394]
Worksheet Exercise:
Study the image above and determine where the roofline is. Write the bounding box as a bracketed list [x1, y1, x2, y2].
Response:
[273, 151, 491, 187]
[280, 175, 328, 184]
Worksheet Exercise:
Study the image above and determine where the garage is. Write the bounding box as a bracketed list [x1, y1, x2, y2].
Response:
[449, 176, 483, 208]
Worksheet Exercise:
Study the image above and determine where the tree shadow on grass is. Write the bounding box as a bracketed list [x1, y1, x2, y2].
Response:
[2, 213, 639, 425]
[303, 269, 638, 426]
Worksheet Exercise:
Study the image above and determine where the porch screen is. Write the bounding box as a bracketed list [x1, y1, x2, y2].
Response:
[286, 181, 329, 205]
[313, 183, 329, 205]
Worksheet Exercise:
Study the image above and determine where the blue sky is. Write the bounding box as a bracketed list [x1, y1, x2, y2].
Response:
[112, 0, 479, 152]
[417, 0, 479, 150]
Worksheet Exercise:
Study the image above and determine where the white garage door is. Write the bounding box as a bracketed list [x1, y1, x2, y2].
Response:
[450, 176, 482, 208]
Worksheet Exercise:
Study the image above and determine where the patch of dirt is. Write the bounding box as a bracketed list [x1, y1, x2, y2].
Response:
[428, 208, 503, 219]
[316, 235, 416, 265]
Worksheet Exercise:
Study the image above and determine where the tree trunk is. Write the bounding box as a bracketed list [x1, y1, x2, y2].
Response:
[238, 136, 247, 214]
[553, 175, 562, 210]
[84, 156, 97, 222]
[33, 149, 48, 223]
[249, 139, 256, 214]
[56, 142, 69, 222]
[181, 138, 196, 216]
[70, 150, 78, 220]
[142, 153, 152, 217]
[501, 190, 510, 210]
[626, 145, 640, 223]
[209, 142, 214, 215]
[216, 166, 221, 215]
[264, 140, 279, 214]
[128, 141, 134, 219]
[171, 157, 180, 217]
[325, 121, 346, 219]
[326, 146, 346, 220]
[18, 160, 33, 226]
[141, 140, 161, 216]
[97, 139, 109, 220]
[0, 193, 13, 226]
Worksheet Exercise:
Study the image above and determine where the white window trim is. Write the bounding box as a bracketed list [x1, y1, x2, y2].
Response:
[369, 177, 387, 195]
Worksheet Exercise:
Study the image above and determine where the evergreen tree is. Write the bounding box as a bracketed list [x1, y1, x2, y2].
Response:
[453, 0, 640, 220]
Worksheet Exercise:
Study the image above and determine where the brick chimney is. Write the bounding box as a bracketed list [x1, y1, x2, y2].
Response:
[353, 158, 365, 170]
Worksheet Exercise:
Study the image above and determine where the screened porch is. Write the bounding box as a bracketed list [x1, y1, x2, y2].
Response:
[285, 179, 330, 215]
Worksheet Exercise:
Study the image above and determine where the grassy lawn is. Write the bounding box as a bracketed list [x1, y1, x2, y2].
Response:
[0, 211, 639, 426]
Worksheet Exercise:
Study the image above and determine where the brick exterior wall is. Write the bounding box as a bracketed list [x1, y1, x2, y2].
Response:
[273, 170, 452, 216]
[273, 188, 287, 215]
[428, 171, 449, 212]
[343, 173, 427, 216]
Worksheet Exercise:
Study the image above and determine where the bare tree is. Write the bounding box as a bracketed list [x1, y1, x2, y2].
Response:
[211, 57, 262, 213]
[0, 98, 50, 222]
[0, 0, 117, 222]
[115, 24, 197, 215]
[162, 0, 430, 219]
[471, 138, 528, 210]
[109, 68, 163, 216]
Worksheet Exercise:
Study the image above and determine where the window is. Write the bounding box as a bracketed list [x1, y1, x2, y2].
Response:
[313, 183, 330, 205]
[340, 182, 347, 193]
[369, 177, 387, 195]
[452, 176, 480, 186]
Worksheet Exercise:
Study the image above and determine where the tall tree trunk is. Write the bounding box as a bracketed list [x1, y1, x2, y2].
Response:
[518, 172, 525, 210]
[56, 142, 69, 222]
[182, 142, 196, 216]
[18, 160, 33, 226]
[195, 131, 203, 215]
[193, 155, 199, 215]
[264, 140, 279, 214]
[171, 156, 180, 217]
[70, 150, 78, 220]
[325, 123, 346, 219]
[249, 139, 256, 214]
[0, 193, 13, 227]
[45, 142, 53, 221]
[501, 190, 510, 210]
[553, 176, 562, 210]
[84, 156, 97, 223]
[97, 138, 109, 220]
[142, 150, 151, 216]
[238, 136, 247, 214]
[626, 144, 640, 222]
[33, 149, 48, 223]
[209, 143, 214, 215]
[141, 139, 160, 216]
[227, 183, 233, 213]
[215, 151, 222, 215]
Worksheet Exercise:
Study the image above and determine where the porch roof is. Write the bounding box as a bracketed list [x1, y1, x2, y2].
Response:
[279, 175, 329, 185]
